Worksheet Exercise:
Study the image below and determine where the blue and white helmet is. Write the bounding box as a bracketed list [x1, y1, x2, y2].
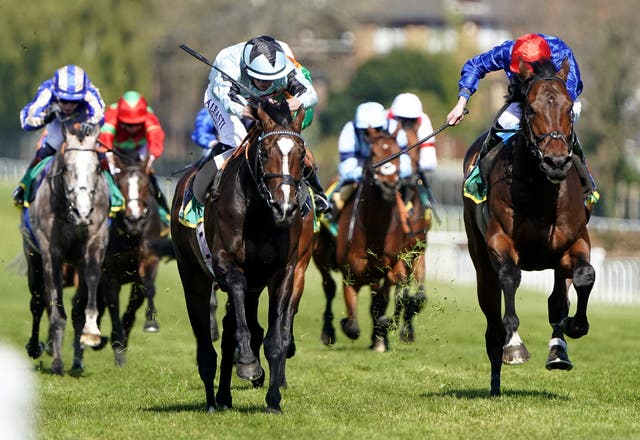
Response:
[354, 102, 387, 129]
[52, 65, 88, 101]
[242, 36, 287, 81]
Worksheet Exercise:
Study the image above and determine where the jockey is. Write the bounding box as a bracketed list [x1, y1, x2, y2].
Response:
[191, 106, 219, 157]
[204, 34, 329, 213]
[446, 33, 596, 199]
[338, 101, 402, 183]
[388, 92, 438, 174]
[13, 65, 108, 207]
[98, 91, 170, 221]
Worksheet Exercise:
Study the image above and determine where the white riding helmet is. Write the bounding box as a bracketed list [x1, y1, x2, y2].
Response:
[390, 93, 423, 119]
[354, 102, 387, 129]
[242, 35, 288, 81]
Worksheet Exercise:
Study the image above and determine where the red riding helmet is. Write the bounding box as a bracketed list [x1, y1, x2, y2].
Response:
[117, 91, 149, 124]
[510, 34, 551, 73]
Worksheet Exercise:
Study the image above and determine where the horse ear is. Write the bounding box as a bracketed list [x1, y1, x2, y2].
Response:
[557, 58, 570, 81]
[292, 106, 305, 132]
[518, 59, 534, 80]
[257, 104, 276, 132]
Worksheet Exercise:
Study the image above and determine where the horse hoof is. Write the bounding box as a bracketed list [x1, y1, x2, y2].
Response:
[114, 347, 127, 367]
[143, 320, 160, 332]
[560, 317, 589, 339]
[502, 343, 531, 365]
[340, 318, 360, 340]
[399, 325, 415, 343]
[236, 361, 263, 381]
[321, 328, 336, 346]
[51, 359, 64, 376]
[370, 336, 388, 353]
[546, 345, 573, 371]
[25, 341, 45, 359]
[264, 406, 282, 415]
[80, 332, 102, 348]
[252, 368, 266, 388]
[91, 336, 110, 351]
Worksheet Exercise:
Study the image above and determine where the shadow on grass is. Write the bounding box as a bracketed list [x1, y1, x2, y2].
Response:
[419, 388, 569, 400]
[142, 403, 267, 414]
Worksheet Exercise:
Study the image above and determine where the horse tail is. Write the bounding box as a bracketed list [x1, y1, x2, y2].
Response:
[5, 252, 27, 276]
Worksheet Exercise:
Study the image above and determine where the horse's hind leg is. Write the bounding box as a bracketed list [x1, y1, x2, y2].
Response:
[319, 267, 337, 345]
[216, 298, 235, 409]
[546, 273, 573, 370]
[25, 254, 47, 359]
[122, 283, 145, 339]
[141, 258, 160, 332]
[103, 281, 127, 367]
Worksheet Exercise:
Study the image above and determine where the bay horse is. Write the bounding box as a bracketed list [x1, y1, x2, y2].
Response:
[22, 118, 109, 374]
[392, 119, 433, 342]
[463, 59, 595, 396]
[99, 151, 167, 366]
[171, 101, 314, 413]
[314, 126, 407, 352]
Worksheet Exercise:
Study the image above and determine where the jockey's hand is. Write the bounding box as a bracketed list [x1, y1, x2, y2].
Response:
[43, 102, 62, 124]
[79, 122, 95, 137]
[146, 154, 156, 173]
[446, 96, 468, 126]
[286, 97, 302, 113]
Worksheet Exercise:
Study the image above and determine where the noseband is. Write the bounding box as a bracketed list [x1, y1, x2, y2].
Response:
[251, 129, 306, 207]
[521, 76, 576, 162]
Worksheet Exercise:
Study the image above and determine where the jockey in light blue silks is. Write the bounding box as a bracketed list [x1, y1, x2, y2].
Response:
[13, 65, 118, 208]
[191, 106, 219, 157]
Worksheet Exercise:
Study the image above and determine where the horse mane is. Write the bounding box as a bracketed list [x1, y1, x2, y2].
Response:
[506, 58, 560, 104]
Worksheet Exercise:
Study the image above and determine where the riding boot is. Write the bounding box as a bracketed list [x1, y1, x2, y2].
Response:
[572, 136, 598, 198]
[149, 172, 170, 215]
[304, 167, 331, 214]
[480, 128, 503, 157]
[13, 144, 56, 206]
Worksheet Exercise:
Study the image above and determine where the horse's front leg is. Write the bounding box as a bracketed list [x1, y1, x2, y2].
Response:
[340, 282, 361, 340]
[562, 241, 594, 339]
[546, 273, 573, 370]
[101, 277, 127, 367]
[43, 255, 67, 375]
[370, 279, 391, 352]
[80, 238, 107, 348]
[489, 231, 529, 366]
[140, 254, 161, 332]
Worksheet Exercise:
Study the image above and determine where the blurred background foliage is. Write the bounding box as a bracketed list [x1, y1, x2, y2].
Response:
[1, 0, 639, 217]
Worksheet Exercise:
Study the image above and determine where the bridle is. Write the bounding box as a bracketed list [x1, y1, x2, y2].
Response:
[249, 129, 306, 208]
[520, 75, 576, 163]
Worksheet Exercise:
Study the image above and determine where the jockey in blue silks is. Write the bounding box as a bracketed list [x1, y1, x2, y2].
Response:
[13, 65, 111, 207]
[191, 106, 219, 157]
[446, 33, 597, 204]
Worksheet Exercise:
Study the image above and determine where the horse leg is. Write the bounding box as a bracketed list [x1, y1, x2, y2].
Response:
[546, 274, 573, 370]
[340, 283, 361, 340]
[320, 267, 337, 346]
[42, 255, 66, 375]
[210, 286, 219, 341]
[122, 283, 145, 339]
[103, 280, 127, 367]
[141, 257, 160, 332]
[562, 257, 595, 339]
[70, 285, 88, 373]
[79, 256, 104, 348]
[216, 298, 235, 409]
[25, 252, 46, 359]
[370, 281, 391, 352]
[499, 261, 530, 365]
[246, 294, 265, 388]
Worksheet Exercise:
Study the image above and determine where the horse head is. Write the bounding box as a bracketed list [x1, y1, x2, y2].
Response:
[58, 120, 102, 226]
[250, 100, 307, 227]
[113, 153, 152, 234]
[364, 125, 401, 202]
[519, 58, 575, 182]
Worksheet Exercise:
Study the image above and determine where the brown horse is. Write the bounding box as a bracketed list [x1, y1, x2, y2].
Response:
[22, 119, 109, 374]
[99, 151, 168, 366]
[314, 127, 408, 352]
[171, 101, 314, 413]
[463, 59, 595, 396]
[392, 119, 433, 342]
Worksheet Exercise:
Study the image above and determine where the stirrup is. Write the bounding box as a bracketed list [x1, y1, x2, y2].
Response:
[12, 186, 25, 206]
[314, 194, 331, 213]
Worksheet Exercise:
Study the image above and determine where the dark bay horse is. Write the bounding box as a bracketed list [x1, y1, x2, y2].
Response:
[22, 120, 110, 374]
[314, 127, 408, 352]
[463, 59, 595, 396]
[100, 152, 167, 366]
[171, 101, 314, 413]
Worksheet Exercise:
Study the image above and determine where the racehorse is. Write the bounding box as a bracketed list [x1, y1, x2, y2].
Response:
[392, 119, 432, 342]
[22, 119, 110, 374]
[313, 126, 408, 352]
[171, 100, 314, 413]
[99, 151, 167, 366]
[463, 59, 595, 396]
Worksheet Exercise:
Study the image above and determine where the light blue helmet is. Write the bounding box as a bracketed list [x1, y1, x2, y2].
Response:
[242, 36, 287, 80]
[52, 65, 88, 101]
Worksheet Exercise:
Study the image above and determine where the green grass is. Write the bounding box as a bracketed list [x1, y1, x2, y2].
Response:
[1, 184, 639, 439]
